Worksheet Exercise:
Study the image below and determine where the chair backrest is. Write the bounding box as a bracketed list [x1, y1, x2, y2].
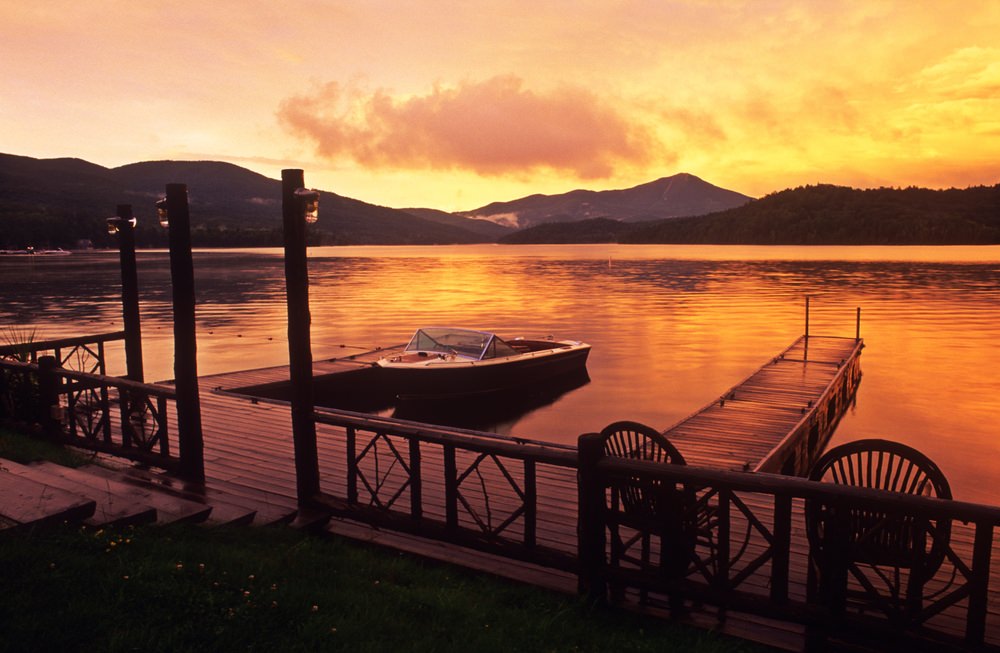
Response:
[806, 438, 952, 569]
[599, 421, 686, 518]
[600, 420, 685, 465]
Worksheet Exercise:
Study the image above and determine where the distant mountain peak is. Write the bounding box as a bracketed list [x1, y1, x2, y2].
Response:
[459, 173, 752, 229]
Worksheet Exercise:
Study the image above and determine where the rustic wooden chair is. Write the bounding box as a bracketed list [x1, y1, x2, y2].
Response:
[599, 421, 703, 603]
[805, 438, 952, 627]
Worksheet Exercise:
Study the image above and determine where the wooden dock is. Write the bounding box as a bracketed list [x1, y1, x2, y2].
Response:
[201, 343, 404, 394]
[203, 334, 863, 477]
[665, 335, 863, 474]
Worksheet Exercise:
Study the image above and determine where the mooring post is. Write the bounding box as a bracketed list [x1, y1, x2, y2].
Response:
[165, 183, 205, 482]
[855, 306, 861, 342]
[37, 355, 62, 440]
[282, 168, 320, 506]
[113, 204, 144, 382]
[577, 432, 607, 602]
[804, 295, 810, 362]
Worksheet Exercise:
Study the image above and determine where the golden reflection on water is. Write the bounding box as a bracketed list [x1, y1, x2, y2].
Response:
[2, 245, 1000, 504]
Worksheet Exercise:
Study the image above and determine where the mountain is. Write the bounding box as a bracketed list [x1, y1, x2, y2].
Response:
[501, 184, 1000, 245]
[0, 154, 492, 248]
[460, 173, 753, 229]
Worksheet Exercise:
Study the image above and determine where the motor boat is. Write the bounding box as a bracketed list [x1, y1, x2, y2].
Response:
[375, 327, 591, 399]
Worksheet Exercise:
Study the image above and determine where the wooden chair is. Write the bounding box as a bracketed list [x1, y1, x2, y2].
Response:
[805, 438, 952, 627]
[598, 421, 699, 602]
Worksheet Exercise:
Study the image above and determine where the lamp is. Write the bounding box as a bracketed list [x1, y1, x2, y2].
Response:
[156, 197, 169, 228]
[106, 215, 137, 235]
[295, 188, 320, 224]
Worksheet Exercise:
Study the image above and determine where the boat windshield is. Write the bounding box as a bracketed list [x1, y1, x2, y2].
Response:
[404, 328, 519, 361]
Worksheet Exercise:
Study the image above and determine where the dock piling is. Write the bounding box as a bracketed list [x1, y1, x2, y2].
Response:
[282, 169, 320, 506]
[165, 183, 205, 482]
[112, 204, 144, 383]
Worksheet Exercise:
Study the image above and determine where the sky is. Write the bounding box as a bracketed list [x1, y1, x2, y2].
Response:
[2, 1, 999, 211]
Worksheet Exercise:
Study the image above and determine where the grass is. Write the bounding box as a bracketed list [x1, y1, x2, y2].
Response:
[0, 426, 94, 468]
[0, 427, 772, 653]
[0, 523, 772, 653]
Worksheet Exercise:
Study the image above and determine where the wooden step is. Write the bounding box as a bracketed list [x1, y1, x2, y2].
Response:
[8, 461, 156, 528]
[0, 460, 96, 530]
[84, 464, 288, 526]
[27, 462, 212, 525]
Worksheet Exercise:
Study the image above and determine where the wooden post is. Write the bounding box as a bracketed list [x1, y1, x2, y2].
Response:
[37, 355, 61, 439]
[966, 521, 993, 645]
[165, 183, 205, 482]
[577, 432, 607, 601]
[282, 168, 320, 506]
[855, 306, 861, 342]
[115, 204, 144, 382]
[804, 296, 810, 362]
[409, 436, 422, 522]
[770, 493, 792, 604]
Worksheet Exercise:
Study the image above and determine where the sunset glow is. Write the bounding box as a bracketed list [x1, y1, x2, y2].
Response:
[2, 1, 998, 210]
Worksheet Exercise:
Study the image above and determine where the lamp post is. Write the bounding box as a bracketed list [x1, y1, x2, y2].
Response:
[282, 169, 320, 506]
[158, 184, 205, 482]
[106, 205, 144, 382]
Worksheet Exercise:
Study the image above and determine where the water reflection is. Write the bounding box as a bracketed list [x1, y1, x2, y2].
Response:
[388, 370, 591, 434]
[3, 246, 1000, 504]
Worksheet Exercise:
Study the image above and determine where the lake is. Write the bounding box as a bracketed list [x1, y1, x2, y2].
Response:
[3, 244, 1000, 504]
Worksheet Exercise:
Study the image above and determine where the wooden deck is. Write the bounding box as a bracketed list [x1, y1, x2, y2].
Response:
[200, 343, 404, 395]
[15, 332, 1000, 650]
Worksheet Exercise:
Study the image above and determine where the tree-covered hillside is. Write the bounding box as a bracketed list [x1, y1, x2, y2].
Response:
[623, 184, 1000, 245]
[0, 154, 489, 249]
[502, 184, 1000, 246]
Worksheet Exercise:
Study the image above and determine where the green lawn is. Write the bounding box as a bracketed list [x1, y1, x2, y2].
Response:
[0, 427, 772, 653]
[0, 521, 776, 653]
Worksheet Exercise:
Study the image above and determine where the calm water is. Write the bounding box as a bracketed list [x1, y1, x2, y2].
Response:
[3, 245, 1000, 504]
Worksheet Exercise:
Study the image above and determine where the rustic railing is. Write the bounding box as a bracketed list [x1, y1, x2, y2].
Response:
[577, 441, 1000, 650]
[0, 356, 180, 472]
[303, 406, 1000, 649]
[0, 330, 125, 373]
[312, 409, 580, 571]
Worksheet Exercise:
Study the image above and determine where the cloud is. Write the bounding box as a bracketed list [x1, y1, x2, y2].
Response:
[277, 75, 661, 179]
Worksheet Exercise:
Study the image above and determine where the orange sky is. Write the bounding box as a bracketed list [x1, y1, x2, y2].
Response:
[2, 1, 999, 211]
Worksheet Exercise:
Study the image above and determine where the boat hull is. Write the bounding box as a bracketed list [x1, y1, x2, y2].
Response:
[377, 341, 590, 400]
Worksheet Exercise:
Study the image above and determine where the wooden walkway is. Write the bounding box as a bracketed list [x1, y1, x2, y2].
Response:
[665, 335, 863, 473]
[201, 344, 404, 395]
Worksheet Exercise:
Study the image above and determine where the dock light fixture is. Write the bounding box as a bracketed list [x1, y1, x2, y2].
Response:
[156, 197, 169, 228]
[106, 215, 137, 235]
[295, 188, 320, 224]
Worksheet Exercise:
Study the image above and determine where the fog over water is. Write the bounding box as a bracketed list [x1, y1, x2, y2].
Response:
[3, 244, 1000, 504]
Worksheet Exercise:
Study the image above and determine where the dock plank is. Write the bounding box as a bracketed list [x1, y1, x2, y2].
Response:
[664, 336, 862, 472]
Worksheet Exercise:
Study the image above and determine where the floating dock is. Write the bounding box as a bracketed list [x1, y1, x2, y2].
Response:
[664, 335, 863, 474]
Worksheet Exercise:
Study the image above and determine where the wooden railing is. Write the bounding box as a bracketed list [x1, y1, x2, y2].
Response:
[0, 330, 124, 373]
[0, 356, 180, 472]
[577, 441, 1000, 650]
[312, 409, 580, 571]
[305, 408, 1000, 649]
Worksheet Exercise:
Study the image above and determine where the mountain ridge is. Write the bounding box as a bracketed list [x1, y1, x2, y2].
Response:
[460, 173, 753, 229]
[0, 152, 753, 248]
